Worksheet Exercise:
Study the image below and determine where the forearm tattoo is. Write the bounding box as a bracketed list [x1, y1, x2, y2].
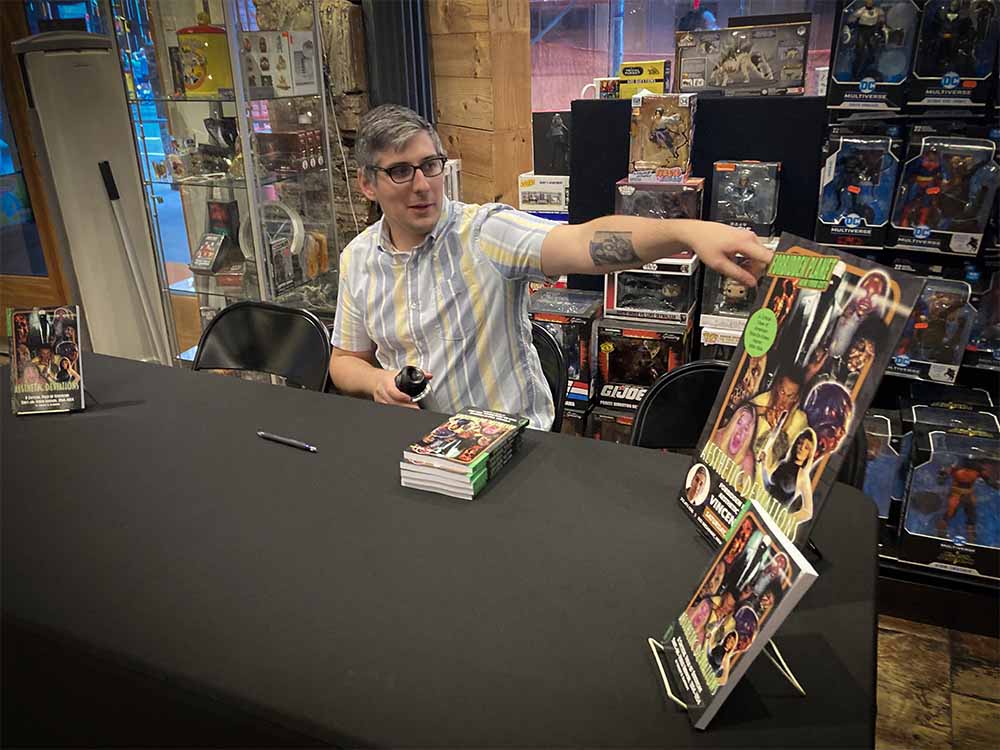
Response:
[589, 231, 639, 267]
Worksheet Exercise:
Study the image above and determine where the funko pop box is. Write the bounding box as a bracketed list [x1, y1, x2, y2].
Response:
[528, 288, 602, 408]
[596, 318, 691, 410]
[604, 252, 701, 324]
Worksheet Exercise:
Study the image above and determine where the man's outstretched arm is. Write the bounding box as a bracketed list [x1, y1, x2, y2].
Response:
[540, 217, 771, 287]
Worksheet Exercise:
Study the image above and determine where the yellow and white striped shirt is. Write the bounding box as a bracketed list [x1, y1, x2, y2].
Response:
[332, 198, 560, 429]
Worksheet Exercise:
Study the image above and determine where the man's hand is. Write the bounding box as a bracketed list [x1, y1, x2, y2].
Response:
[674, 222, 772, 287]
[373, 369, 433, 409]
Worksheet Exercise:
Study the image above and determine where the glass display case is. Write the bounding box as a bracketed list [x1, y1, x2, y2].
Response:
[111, 0, 339, 362]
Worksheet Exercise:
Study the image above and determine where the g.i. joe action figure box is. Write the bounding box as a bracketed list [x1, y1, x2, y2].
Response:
[528, 288, 602, 408]
[828, 0, 921, 112]
[674, 21, 811, 97]
[900, 417, 1000, 579]
[628, 94, 697, 183]
[596, 318, 691, 410]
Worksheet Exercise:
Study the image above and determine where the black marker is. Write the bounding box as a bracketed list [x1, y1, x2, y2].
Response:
[257, 430, 317, 453]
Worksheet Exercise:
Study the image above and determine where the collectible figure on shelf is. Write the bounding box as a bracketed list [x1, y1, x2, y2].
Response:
[908, 0, 1000, 108]
[528, 288, 602, 407]
[532, 111, 572, 176]
[629, 94, 696, 183]
[901, 427, 999, 578]
[862, 409, 905, 527]
[890, 278, 976, 383]
[675, 22, 810, 96]
[614, 178, 704, 221]
[605, 254, 700, 323]
[888, 137, 1000, 255]
[721, 278, 753, 313]
[816, 133, 902, 249]
[829, 0, 919, 111]
[711, 162, 780, 236]
[700, 256, 765, 330]
[966, 270, 1000, 369]
[596, 319, 690, 410]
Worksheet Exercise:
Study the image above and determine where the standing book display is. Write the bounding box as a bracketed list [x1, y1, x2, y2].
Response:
[9, 307, 84, 414]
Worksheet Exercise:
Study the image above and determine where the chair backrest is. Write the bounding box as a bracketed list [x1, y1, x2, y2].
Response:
[631, 360, 728, 450]
[630, 359, 869, 488]
[192, 301, 331, 392]
[531, 322, 567, 432]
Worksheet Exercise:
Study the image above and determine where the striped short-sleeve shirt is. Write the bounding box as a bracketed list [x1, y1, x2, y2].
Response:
[332, 198, 560, 430]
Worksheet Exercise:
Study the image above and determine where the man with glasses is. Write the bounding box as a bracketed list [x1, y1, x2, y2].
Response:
[330, 104, 770, 430]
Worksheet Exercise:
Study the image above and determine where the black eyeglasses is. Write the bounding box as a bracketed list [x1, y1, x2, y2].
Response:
[370, 156, 448, 184]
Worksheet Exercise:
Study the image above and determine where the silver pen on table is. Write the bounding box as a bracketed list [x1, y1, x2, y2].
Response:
[257, 430, 318, 453]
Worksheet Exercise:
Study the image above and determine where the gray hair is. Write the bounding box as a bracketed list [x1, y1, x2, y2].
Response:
[355, 104, 445, 172]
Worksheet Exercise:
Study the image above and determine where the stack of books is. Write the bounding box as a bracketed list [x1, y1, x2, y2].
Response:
[401, 408, 529, 499]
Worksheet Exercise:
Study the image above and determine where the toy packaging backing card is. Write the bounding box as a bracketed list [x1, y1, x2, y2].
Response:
[700, 326, 744, 362]
[596, 318, 691, 410]
[901, 425, 1000, 579]
[816, 132, 903, 250]
[629, 94, 697, 183]
[889, 277, 976, 383]
[528, 288, 602, 407]
[615, 177, 704, 220]
[676, 234, 926, 549]
[532, 111, 571, 176]
[863, 408, 906, 526]
[604, 253, 701, 324]
[560, 404, 590, 437]
[617, 59, 671, 100]
[828, 0, 920, 111]
[888, 136, 1000, 256]
[908, 0, 1000, 109]
[710, 161, 780, 237]
[586, 406, 635, 444]
[674, 21, 811, 97]
[700, 259, 765, 331]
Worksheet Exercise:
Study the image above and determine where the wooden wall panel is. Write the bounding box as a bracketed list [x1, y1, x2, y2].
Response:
[431, 33, 492, 78]
[427, 0, 529, 35]
[434, 77, 494, 131]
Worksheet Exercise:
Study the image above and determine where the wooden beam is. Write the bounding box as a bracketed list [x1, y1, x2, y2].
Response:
[434, 77, 494, 130]
[426, 0, 529, 35]
[431, 32, 492, 78]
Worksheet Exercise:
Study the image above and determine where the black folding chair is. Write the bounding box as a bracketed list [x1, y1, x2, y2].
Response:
[531, 322, 567, 432]
[192, 301, 331, 392]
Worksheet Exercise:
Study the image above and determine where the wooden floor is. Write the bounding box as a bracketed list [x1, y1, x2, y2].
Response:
[877, 616, 1000, 750]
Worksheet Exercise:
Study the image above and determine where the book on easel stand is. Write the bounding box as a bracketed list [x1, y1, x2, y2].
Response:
[648, 501, 817, 730]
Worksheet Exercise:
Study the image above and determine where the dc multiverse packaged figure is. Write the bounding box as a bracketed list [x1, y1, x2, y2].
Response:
[829, 0, 920, 111]
[888, 135, 1000, 255]
[586, 407, 636, 444]
[889, 277, 976, 382]
[596, 318, 691, 410]
[604, 252, 701, 324]
[965, 265, 1000, 370]
[900, 419, 999, 579]
[863, 408, 906, 533]
[816, 126, 904, 249]
[629, 94, 697, 183]
[908, 0, 1000, 110]
[710, 161, 780, 237]
[527, 288, 602, 408]
[674, 21, 811, 97]
[615, 177, 703, 221]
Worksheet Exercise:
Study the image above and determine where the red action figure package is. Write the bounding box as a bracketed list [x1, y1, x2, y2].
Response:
[586, 407, 636, 444]
[596, 318, 691, 410]
[900, 419, 1000, 579]
[888, 277, 976, 383]
[528, 288, 602, 409]
[888, 135, 1000, 255]
[604, 252, 701, 324]
[907, 0, 1000, 111]
[615, 177, 703, 220]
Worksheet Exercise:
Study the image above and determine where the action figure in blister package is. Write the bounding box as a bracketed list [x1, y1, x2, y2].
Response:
[890, 278, 975, 382]
[819, 138, 897, 228]
[904, 431, 999, 552]
[711, 162, 779, 236]
[908, 0, 1000, 108]
[614, 179, 703, 220]
[863, 410, 904, 521]
[966, 270, 1000, 368]
[890, 137, 1000, 252]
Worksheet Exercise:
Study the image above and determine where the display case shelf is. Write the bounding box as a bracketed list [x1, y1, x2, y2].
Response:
[128, 92, 321, 105]
[145, 170, 325, 190]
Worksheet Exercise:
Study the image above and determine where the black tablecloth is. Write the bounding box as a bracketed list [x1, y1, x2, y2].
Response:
[1, 355, 876, 748]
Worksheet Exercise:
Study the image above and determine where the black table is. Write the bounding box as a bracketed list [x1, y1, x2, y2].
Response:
[2, 355, 877, 748]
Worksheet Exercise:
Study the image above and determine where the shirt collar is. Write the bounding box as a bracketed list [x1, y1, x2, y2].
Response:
[376, 196, 453, 254]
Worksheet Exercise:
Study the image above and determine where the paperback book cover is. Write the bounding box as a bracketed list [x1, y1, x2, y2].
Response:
[661, 501, 817, 730]
[678, 234, 925, 548]
[9, 306, 84, 415]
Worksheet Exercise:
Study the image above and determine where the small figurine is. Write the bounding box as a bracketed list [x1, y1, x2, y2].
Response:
[936, 458, 998, 543]
[649, 107, 682, 158]
[720, 277, 752, 313]
[844, 0, 890, 80]
[722, 170, 760, 223]
[546, 113, 570, 174]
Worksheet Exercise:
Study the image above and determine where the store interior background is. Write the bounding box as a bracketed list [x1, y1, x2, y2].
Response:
[1, 1, 999, 749]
